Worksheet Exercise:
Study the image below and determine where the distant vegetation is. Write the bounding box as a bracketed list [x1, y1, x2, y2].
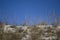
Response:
[0, 13, 60, 40]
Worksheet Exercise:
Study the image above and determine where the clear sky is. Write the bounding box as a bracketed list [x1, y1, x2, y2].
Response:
[0, 0, 60, 25]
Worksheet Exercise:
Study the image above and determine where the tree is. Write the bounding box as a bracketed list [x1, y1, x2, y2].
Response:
[50, 10, 59, 27]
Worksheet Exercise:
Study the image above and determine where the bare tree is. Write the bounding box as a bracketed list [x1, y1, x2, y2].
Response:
[38, 21, 47, 25]
[22, 16, 29, 26]
[51, 10, 59, 27]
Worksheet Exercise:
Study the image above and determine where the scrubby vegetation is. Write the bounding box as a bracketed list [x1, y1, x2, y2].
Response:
[0, 13, 60, 40]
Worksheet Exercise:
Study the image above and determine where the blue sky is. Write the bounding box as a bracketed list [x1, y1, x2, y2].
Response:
[0, 0, 60, 25]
